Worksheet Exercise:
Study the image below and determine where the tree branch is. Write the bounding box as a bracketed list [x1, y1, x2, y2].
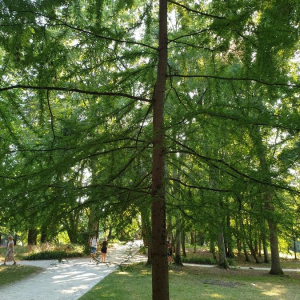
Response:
[168, 0, 226, 20]
[0, 85, 151, 102]
[170, 74, 300, 88]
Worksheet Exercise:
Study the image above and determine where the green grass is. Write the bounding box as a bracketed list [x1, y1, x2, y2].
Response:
[79, 262, 300, 300]
[0, 264, 43, 287]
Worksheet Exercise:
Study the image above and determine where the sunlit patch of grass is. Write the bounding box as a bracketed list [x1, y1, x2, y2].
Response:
[0, 264, 43, 287]
[210, 294, 225, 299]
[79, 262, 300, 300]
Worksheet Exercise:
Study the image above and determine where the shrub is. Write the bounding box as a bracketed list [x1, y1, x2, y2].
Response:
[182, 256, 217, 265]
[182, 256, 235, 266]
[22, 251, 84, 260]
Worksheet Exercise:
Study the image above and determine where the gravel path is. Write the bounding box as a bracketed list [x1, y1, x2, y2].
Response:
[1, 241, 146, 300]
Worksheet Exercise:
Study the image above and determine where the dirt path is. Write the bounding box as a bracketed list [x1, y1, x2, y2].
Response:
[0, 241, 146, 300]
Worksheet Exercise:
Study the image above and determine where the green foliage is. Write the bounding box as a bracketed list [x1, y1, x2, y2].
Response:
[22, 250, 83, 260]
[0, 0, 299, 284]
[181, 256, 217, 265]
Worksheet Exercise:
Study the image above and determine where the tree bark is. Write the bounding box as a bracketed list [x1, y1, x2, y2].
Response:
[174, 218, 182, 265]
[181, 230, 186, 257]
[261, 224, 269, 263]
[141, 207, 152, 264]
[217, 230, 229, 269]
[28, 228, 38, 246]
[250, 129, 283, 275]
[266, 201, 283, 275]
[151, 0, 168, 299]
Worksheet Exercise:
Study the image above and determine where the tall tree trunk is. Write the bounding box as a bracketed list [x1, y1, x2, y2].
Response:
[28, 228, 38, 246]
[191, 231, 195, 246]
[262, 229, 270, 263]
[240, 219, 250, 262]
[193, 231, 197, 253]
[181, 229, 186, 257]
[247, 239, 260, 263]
[217, 230, 229, 268]
[250, 128, 283, 275]
[210, 238, 216, 260]
[40, 226, 48, 244]
[87, 158, 101, 249]
[225, 215, 234, 258]
[151, 1, 168, 299]
[266, 201, 283, 275]
[243, 240, 250, 262]
[247, 220, 260, 263]
[141, 207, 152, 264]
[174, 218, 182, 265]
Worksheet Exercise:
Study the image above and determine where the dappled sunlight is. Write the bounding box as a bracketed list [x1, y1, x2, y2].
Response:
[0, 266, 7, 272]
[0, 242, 145, 299]
[141, 269, 151, 276]
[210, 293, 225, 298]
[169, 269, 188, 276]
[60, 284, 90, 295]
[50, 263, 114, 284]
[262, 288, 285, 297]
[116, 271, 131, 275]
[253, 283, 287, 298]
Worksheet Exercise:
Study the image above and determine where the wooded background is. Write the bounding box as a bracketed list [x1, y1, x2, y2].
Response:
[0, 0, 299, 299]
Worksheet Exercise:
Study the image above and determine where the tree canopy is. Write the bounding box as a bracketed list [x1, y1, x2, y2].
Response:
[0, 0, 300, 299]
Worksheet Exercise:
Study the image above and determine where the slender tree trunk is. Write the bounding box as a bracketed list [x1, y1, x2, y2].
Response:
[293, 238, 297, 260]
[247, 240, 260, 263]
[191, 231, 195, 246]
[261, 225, 269, 263]
[266, 201, 283, 275]
[243, 241, 250, 262]
[181, 230, 186, 257]
[28, 228, 38, 246]
[258, 238, 262, 257]
[151, 1, 168, 299]
[251, 128, 283, 275]
[225, 215, 234, 258]
[174, 218, 182, 265]
[217, 230, 229, 268]
[210, 238, 216, 260]
[40, 226, 48, 244]
[141, 208, 152, 264]
[240, 219, 250, 262]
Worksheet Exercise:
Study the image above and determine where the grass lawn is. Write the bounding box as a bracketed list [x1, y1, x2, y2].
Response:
[0, 264, 43, 287]
[79, 262, 300, 300]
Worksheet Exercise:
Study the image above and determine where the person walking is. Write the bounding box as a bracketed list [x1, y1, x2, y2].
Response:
[167, 239, 173, 264]
[89, 234, 98, 262]
[4, 236, 17, 265]
[101, 237, 108, 262]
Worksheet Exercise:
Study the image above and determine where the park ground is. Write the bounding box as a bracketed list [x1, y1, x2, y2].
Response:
[1, 245, 300, 300]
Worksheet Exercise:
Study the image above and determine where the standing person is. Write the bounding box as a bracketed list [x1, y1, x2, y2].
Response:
[4, 236, 17, 265]
[167, 239, 173, 264]
[101, 237, 108, 262]
[89, 234, 98, 262]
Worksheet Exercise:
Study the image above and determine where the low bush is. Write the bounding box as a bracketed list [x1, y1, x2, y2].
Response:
[182, 256, 235, 266]
[182, 256, 217, 265]
[22, 250, 84, 261]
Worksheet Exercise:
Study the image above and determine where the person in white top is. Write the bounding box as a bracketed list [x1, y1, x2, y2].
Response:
[4, 236, 17, 265]
[89, 234, 98, 261]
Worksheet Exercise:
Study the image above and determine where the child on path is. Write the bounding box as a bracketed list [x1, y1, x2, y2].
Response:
[4, 236, 17, 265]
